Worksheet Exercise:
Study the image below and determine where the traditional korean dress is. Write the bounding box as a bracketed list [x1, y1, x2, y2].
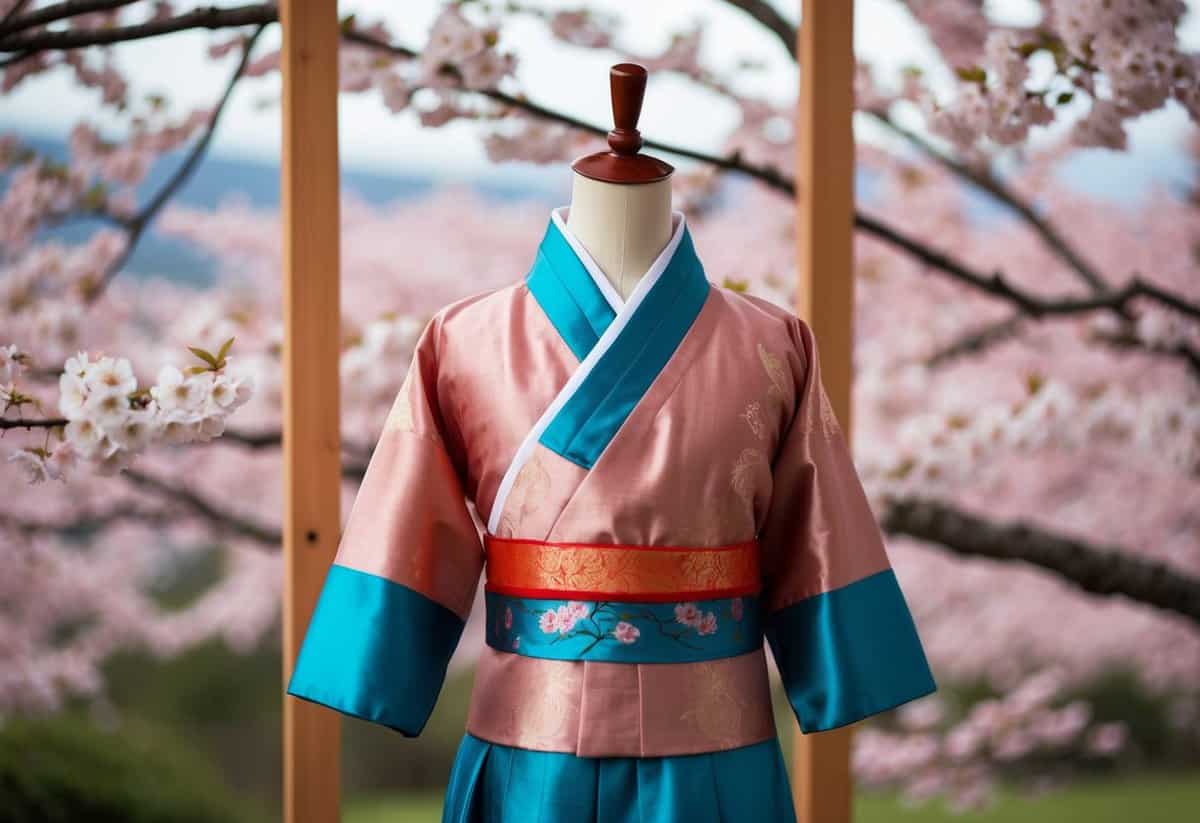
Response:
[287, 208, 936, 823]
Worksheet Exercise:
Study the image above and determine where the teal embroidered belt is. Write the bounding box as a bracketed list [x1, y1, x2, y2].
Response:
[484, 591, 762, 664]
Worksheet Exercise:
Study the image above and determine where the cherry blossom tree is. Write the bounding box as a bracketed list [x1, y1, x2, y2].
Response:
[2, 0, 1199, 809]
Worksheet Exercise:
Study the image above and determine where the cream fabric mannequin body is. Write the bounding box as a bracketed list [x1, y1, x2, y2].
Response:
[566, 172, 674, 300]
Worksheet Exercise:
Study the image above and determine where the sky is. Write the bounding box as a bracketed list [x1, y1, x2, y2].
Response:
[2, 0, 1198, 187]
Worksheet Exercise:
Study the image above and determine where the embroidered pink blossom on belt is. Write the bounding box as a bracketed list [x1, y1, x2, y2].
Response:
[613, 621, 641, 644]
[674, 602, 702, 626]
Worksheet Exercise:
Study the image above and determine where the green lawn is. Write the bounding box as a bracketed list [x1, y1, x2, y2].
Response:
[344, 773, 1200, 823]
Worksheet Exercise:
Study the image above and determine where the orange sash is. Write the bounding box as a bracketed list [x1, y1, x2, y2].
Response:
[484, 535, 761, 602]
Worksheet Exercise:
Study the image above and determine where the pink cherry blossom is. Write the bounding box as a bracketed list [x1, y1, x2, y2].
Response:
[553, 604, 578, 633]
[537, 610, 560, 635]
[674, 602, 702, 626]
[697, 612, 718, 637]
[612, 621, 640, 645]
[503, 606, 513, 630]
[730, 598, 744, 621]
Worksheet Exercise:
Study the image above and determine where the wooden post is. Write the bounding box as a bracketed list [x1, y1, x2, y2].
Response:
[793, 1, 856, 822]
[280, 1, 341, 821]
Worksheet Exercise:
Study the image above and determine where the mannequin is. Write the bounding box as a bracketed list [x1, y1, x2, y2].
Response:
[564, 63, 676, 300]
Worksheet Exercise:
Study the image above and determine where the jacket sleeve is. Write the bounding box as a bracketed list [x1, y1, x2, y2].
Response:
[759, 316, 935, 734]
[286, 315, 483, 736]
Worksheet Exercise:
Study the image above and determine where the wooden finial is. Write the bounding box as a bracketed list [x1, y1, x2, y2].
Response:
[607, 63, 646, 155]
[572, 62, 674, 184]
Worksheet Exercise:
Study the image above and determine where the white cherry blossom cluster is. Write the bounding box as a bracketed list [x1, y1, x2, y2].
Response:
[319, 6, 517, 129]
[922, 1, 1198, 155]
[858, 376, 1200, 507]
[6, 343, 252, 483]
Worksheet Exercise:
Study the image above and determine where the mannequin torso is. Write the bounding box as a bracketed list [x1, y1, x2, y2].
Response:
[566, 172, 674, 300]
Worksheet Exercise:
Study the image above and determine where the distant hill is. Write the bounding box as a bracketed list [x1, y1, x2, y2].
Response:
[8, 130, 1189, 286]
[14, 134, 560, 286]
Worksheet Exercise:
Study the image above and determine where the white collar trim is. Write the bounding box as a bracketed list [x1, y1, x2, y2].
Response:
[550, 205, 687, 313]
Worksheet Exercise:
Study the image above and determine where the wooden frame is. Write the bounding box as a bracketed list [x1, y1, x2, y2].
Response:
[280, 1, 341, 821]
[792, 2, 857, 822]
[279, 1, 858, 820]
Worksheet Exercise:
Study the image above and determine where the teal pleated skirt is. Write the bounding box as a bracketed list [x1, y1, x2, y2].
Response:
[442, 733, 798, 823]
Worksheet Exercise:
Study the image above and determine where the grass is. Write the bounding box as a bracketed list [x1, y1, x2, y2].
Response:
[344, 772, 1200, 823]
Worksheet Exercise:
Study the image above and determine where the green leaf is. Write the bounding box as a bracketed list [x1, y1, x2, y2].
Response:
[338, 13, 357, 33]
[1056, 91, 1075, 105]
[187, 346, 219, 368]
[216, 336, 235, 364]
[955, 66, 988, 84]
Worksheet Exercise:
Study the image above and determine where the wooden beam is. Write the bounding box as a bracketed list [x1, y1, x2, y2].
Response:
[793, 1, 856, 822]
[280, 1, 341, 821]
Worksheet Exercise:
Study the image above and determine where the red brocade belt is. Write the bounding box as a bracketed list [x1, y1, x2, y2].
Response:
[482, 535, 762, 602]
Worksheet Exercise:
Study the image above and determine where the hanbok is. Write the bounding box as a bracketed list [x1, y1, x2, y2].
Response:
[287, 208, 936, 822]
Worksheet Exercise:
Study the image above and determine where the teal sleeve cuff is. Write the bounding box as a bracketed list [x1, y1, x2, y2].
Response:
[286, 564, 465, 736]
[765, 568, 937, 733]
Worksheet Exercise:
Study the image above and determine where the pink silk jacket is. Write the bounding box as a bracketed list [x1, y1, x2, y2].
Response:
[287, 208, 936, 763]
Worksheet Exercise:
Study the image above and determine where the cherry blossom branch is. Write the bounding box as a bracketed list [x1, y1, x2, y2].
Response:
[716, 0, 1113, 299]
[122, 466, 281, 545]
[9, 7, 1198, 375]
[85, 22, 265, 302]
[862, 110, 1112, 295]
[0, 0, 139, 38]
[10, 8, 1196, 349]
[0, 2, 275, 53]
[344, 27, 1200, 375]
[883, 497, 1200, 626]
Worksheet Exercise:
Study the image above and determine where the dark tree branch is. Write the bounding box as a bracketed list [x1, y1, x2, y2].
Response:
[857, 211, 1200, 376]
[86, 23, 266, 301]
[123, 466, 280, 545]
[0, 416, 67, 430]
[926, 314, 1024, 368]
[0, 501, 174, 537]
[883, 497, 1200, 626]
[0, 2, 275, 52]
[863, 110, 1112, 295]
[0, 0, 31, 30]
[722, 0, 795, 58]
[0, 0, 138, 38]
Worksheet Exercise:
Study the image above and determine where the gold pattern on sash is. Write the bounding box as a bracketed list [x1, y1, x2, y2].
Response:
[485, 537, 761, 597]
